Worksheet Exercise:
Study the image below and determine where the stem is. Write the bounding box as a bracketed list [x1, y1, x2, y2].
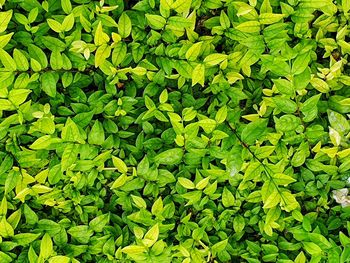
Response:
[230, 125, 289, 207]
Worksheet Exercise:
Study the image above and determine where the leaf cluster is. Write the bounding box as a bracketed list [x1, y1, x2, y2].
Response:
[0, 0, 350, 262]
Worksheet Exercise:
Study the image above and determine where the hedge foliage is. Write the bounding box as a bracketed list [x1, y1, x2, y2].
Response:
[1, 0, 350, 262]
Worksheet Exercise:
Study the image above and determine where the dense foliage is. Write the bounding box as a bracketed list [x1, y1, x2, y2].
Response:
[1, 0, 350, 262]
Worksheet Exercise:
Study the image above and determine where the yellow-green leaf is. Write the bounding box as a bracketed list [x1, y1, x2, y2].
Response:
[178, 177, 195, 189]
[0, 48, 16, 71]
[49, 256, 71, 263]
[146, 14, 166, 30]
[13, 49, 29, 71]
[310, 78, 329, 93]
[95, 44, 111, 67]
[186, 42, 202, 61]
[40, 233, 53, 259]
[0, 32, 13, 48]
[118, 13, 132, 38]
[0, 10, 12, 33]
[0, 217, 14, 238]
[204, 53, 227, 66]
[111, 174, 128, 189]
[191, 63, 205, 87]
[259, 13, 285, 24]
[94, 22, 110, 46]
[236, 21, 260, 33]
[121, 245, 147, 254]
[112, 156, 128, 174]
[61, 0, 72, 14]
[143, 223, 159, 247]
[263, 189, 280, 209]
[62, 13, 74, 31]
[47, 19, 63, 33]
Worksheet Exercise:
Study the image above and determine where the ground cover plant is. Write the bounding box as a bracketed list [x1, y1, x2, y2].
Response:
[1, 0, 350, 262]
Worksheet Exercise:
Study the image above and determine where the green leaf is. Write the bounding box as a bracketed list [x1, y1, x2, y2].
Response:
[30, 135, 62, 150]
[272, 173, 296, 185]
[112, 42, 127, 66]
[118, 13, 132, 38]
[294, 251, 306, 263]
[167, 16, 192, 28]
[0, 32, 13, 48]
[178, 177, 195, 189]
[243, 162, 263, 181]
[154, 148, 183, 165]
[236, 21, 260, 33]
[41, 36, 66, 52]
[212, 240, 228, 257]
[300, 94, 320, 122]
[122, 245, 147, 254]
[88, 120, 105, 145]
[259, 13, 285, 24]
[28, 44, 48, 68]
[50, 50, 63, 70]
[89, 213, 110, 232]
[220, 11, 230, 29]
[260, 0, 272, 13]
[61, 0, 72, 14]
[233, 215, 245, 233]
[340, 232, 350, 247]
[263, 188, 280, 209]
[13, 49, 29, 71]
[94, 22, 110, 45]
[341, 245, 350, 262]
[172, 0, 191, 14]
[137, 156, 149, 176]
[222, 187, 235, 207]
[0, 48, 16, 71]
[0, 252, 12, 263]
[61, 143, 79, 171]
[215, 105, 227, 124]
[302, 242, 322, 255]
[327, 110, 350, 134]
[0, 99, 13, 111]
[8, 89, 30, 107]
[62, 118, 85, 144]
[62, 13, 75, 31]
[198, 119, 217, 133]
[292, 51, 311, 75]
[48, 256, 71, 263]
[280, 190, 299, 212]
[191, 63, 205, 87]
[146, 14, 166, 30]
[40, 233, 53, 259]
[112, 156, 128, 174]
[41, 72, 57, 97]
[204, 53, 227, 66]
[132, 194, 147, 209]
[185, 42, 202, 61]
[13, 233, 40, 246]
[111, 174, 127, 189]
[67, 225, 93, 244]
[273, 78, 294, 96]
[151, 197, 163, 215]
[241, 118, 268, 145]
[47, 18, 63, 33]
[0, 10, 12, 33]
[0, 217, 14, 238]
[273, 96, 298, 113]
[310, 78, 329, 93]
[308, 233, 332, 249]
[143, 223, 159, 247]
[95, 44, 111, 67]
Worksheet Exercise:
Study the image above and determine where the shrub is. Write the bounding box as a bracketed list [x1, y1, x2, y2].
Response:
[0, 0, 350, 262]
